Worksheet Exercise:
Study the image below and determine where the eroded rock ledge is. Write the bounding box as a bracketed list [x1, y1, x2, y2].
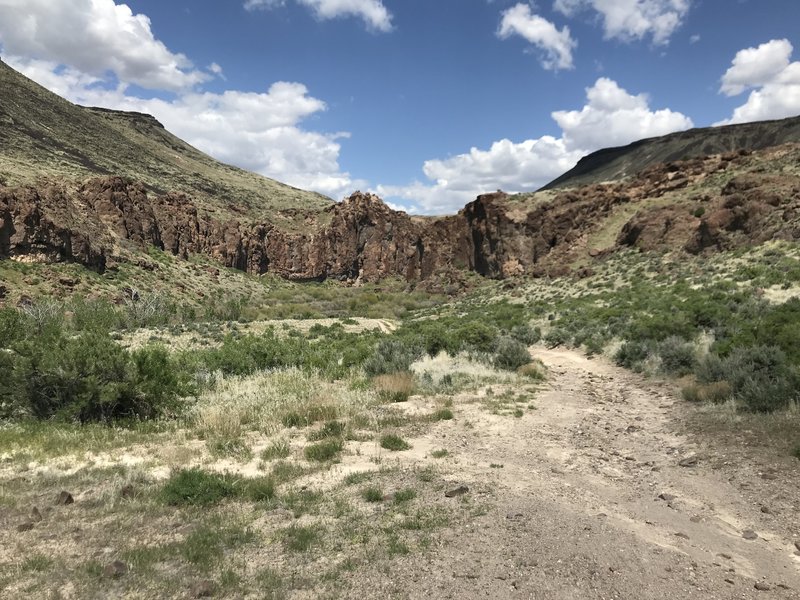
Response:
[2, 146, 799, 285]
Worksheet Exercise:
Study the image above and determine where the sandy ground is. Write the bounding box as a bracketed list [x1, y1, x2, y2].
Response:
[345, 348, 800, 599]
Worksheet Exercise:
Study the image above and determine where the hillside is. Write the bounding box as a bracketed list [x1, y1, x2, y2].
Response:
[0, 58, 331, 223]
[542, 115, 800, 190]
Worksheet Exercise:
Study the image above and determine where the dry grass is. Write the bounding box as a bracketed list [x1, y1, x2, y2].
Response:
[410, 352, 518, 385]
[192, 368, 379, 439]
[373, 372, 416, 403]
[517, 359, 547, 381]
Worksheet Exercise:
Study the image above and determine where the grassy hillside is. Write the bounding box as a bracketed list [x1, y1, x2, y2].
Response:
[0, 58, 331, 220]
[543, 114, 800, 190]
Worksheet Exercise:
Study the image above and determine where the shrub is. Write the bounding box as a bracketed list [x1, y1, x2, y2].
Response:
[304, 439, 344, 462]
[0, 307, 25, 348]
[696, 346, 798, 413]
[518, 360, 547, 381]
[18, 299, 64, 335]
[655, 336, 697, 376]
[614, 340, 652, 372]
[454, 321, 498, 353]
[363, 339, 422, 377]
[122, 290, 172, 328]
[510, 324, 541, 346]
[544, 328, 571, 349]
[681, 381, 732, 404]
[373, 372, 416, 402]
[493, 336, 531, 371]
[261, 438, 291, 461]
[380, 434, 411, 451]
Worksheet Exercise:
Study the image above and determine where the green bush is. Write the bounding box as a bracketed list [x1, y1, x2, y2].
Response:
[453, 321, 498, 353]
[655, 336, 696, 376]
[544, 328, 571, 349]
[510, 324, 542, 346]
[614, 340, 652, 372]
[493, 336, 531, 371]
[363, 339, 422, 377]
[696, 346, 798, 413]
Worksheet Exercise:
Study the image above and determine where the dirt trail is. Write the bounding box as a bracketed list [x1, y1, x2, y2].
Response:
[350, 348, 800, 599]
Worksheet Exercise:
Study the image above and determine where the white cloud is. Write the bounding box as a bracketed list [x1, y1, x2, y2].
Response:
[719, 39, 793, 96]
[0, 0, 208, 91]
[376, 137, 583, 214]
[553, 77, 693, 150]
[245, 0, 393, 32]
[1, 0, 366, 200]
[716, 39, 800, 126]
[381, 78, 693, 214]
[554, 0, 691, 45]
[497, 3, 576, 70]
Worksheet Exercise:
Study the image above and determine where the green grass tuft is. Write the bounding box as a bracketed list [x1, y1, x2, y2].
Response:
[380, 434, 411, 451]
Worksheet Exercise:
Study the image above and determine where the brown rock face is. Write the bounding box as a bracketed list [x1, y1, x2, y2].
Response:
[1, 145, 799, 286]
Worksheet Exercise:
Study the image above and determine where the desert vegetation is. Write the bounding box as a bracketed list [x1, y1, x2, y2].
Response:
[1, 242, 799, 597]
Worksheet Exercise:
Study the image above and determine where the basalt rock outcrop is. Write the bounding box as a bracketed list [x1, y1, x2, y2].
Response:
[2, 145, 799, 286]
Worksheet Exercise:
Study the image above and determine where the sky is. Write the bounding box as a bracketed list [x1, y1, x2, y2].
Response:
[1, 1, 799, 214]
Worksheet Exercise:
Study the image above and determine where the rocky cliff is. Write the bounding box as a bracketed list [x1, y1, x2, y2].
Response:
[2, 144, 799, 288]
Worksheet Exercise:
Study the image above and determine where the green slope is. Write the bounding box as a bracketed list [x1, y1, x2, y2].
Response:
[0, 57, 331, 220]
[542, 115, 800, 191]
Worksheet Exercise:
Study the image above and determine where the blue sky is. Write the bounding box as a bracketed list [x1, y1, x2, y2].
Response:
[1, 1, 800, 213]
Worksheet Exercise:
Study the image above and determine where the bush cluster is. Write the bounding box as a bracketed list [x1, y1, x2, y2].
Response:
[2, 309, 187, 422]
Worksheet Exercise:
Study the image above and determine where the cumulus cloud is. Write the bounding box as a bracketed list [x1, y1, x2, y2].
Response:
[553, 77, 694, 150]
[376, 137, 583, 214]
[1, 1, 365, 199]
[380, 78, 693, 214]
[0, 0, 208, 91]
[245, 0, 393, 32]
[720, 39, 793, 96]
[716, 39, 800, 125]
[553, 0, 691, 45]
[497, 3, 576, 71]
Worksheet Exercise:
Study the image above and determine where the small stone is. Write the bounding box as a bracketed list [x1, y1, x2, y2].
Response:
[17, 521, 35, 532]
[725, 579, 735, 585]
[760, 506, 772, 515]
[56, 491, 74, 506]
[103, 560, 127, 579]
[658, 493, 677, 503]
[189, 579, 216, 598]
[718, 553, 733, 560]
[679, 455, 699, 467]
[31, 507, 43, 522]
[754, 582, 771, 591]
[760, 472, 777, 481]
[445, 485, 469, 498]
[794, 541, 800, 552]
[742, 530, 759, 541]
[674, 532, 690, 539]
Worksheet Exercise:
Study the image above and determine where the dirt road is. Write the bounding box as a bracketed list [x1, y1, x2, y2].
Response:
[349, 348, 800, 599]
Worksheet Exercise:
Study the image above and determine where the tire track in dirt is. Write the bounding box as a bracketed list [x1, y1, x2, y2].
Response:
[347, 347, 800, 599]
